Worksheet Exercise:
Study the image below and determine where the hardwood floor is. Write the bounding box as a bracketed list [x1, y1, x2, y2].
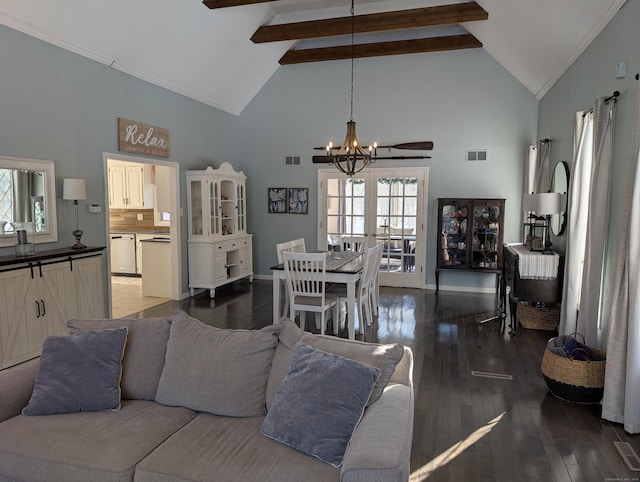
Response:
[130, 279, 640, 481]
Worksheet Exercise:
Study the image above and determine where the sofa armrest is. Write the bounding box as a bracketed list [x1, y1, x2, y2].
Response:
[340, 383, 414, 482]
[0, 358, 39, 422]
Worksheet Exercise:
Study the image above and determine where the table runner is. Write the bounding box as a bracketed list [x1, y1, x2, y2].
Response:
[509, 243, 560, 280]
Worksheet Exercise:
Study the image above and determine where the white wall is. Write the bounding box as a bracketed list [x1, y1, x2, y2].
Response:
[239, 49, 539, 290]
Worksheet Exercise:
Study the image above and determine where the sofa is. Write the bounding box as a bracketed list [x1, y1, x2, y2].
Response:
[0, 310, 414, 482]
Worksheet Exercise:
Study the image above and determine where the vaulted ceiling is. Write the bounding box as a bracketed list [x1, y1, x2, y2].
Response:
[0, 0, 627, 115]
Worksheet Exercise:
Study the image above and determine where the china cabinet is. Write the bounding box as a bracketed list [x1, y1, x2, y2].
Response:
[186, 162, 253, 297]
[0, 247, 105, 369]
[436, 198, 505, 292]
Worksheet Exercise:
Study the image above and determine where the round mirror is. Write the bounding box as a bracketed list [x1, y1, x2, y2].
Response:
[549, 161, 569, 235]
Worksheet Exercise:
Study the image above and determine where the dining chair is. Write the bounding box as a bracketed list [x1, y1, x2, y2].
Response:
[282, 251, 339, 335]
[276, 238, 307, 318]
[341, 236, 367, 254]
[332, 244, 383, 335]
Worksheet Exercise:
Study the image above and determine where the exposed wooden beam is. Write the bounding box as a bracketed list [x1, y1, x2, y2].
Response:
[279, 34, 482, 65]
[252, 2, 487, 43]
[203, 0, 271, 8]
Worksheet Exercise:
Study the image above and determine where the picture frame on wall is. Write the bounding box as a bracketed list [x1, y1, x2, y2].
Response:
[288, 188, 308, 214]
[268, 188, 287, 213]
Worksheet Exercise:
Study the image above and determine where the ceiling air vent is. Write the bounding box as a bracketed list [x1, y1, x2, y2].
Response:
[466, 150, 488, 162]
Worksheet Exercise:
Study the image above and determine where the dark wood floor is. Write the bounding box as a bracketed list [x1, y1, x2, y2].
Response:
[129, 279, 640, 482]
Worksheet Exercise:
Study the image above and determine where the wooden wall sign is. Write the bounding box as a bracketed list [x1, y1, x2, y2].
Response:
[118, 118, 170, 158]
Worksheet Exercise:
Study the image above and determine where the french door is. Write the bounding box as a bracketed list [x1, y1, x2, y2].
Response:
[318, 167, 428, 288]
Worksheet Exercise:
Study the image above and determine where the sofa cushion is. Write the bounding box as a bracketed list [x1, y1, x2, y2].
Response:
[155, 310, 279, 417]
[67, 316, 172, 400]
[261, 342, 380, 467]
[266, 319, 304, 410]
[22, 327, 127, 416]
[299, 333, 404, 406]
[0, 400, 196, 482]
[135, 412, 340, 482]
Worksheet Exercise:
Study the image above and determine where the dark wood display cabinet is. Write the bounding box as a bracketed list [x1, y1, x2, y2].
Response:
[436, 198, 505, 293]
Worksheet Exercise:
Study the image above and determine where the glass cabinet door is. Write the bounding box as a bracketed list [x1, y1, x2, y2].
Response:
[220, 180, 234, 236]
[209, 180, 220, 236]
[236, 182, 245, 233]
[439, 200, 470, 268]
[190, 180, 203, 236]
[471, 201, 501, 269]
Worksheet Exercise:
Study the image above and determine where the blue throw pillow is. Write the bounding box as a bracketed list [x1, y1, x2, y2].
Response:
[22, 327, 128, 416]
[261, 342, 380, 467]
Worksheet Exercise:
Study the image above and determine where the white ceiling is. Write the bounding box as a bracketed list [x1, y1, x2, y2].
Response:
[0, 0, 627, 116]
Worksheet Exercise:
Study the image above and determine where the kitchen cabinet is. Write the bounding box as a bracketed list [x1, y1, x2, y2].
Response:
[186, 162, 253, 297]
[0, 247, 105, 369]
[108, 162, 146, 208]
[436, 198, 505, 293]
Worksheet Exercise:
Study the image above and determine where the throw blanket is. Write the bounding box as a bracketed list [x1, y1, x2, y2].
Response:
[510, 244, 559, 280]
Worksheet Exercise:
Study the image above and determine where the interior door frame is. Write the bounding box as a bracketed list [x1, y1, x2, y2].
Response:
[102, 152, 182, 315]
[317, 167, 428, 289]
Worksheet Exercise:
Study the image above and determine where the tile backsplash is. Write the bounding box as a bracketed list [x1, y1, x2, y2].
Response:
[109, 209, 169, 233]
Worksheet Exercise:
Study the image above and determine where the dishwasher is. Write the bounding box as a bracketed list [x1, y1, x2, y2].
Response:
[110, 233, 136, 274]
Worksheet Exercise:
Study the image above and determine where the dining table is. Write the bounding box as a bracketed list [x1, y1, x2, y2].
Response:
[271, 251, 364, 340]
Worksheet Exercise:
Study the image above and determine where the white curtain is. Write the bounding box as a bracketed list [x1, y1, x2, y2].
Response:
[601, 81, 640, 433]
[559, 112, 592, 336]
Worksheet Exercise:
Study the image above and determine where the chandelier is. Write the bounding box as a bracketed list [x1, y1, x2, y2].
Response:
[326, 0, 377, 176]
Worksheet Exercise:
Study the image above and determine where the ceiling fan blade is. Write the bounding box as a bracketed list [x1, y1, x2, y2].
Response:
[312, 155, 431, 163]
[314, 141, 433, 151]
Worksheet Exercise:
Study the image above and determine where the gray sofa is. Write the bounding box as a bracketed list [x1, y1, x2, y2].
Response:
[0, 311, 414, 482]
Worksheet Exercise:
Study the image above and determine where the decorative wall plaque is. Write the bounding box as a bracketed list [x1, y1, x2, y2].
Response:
[118, 118, 170, 158]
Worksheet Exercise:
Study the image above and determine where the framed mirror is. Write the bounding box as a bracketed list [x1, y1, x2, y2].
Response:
[549, 161, 569, 236]
[0, 156, 58, 248]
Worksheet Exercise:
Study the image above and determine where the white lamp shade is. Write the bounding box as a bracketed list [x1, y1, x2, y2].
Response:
[522, 193, 536, 212]
[532, 192, 561, 215]
[63, 178, 87, 201]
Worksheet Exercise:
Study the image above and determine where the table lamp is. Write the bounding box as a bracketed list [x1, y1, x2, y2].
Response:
[532, 192, 561, 255]
[63, 178, 87, 249]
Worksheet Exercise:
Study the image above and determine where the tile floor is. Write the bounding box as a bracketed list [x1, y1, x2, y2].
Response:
[111, 276, 170, 318]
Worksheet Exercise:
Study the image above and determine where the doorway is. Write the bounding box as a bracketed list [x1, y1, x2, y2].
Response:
[318, 167, 428, 288]
[103, 152, 181, 317]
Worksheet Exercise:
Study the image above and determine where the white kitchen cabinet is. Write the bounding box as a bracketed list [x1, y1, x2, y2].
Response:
[108, 162, 146, 208]
[0, 248, 106, 370]
[186, 162, 253, 298]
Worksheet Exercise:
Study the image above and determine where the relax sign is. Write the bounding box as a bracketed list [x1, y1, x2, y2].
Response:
[118, 118, 170, 158]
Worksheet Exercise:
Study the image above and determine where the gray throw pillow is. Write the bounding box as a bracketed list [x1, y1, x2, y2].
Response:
[299, 333, 404, 406]
[22, 327, 128, 416]
[155, 310, 279, 417]
[261, 342, 380, 467]
[67, 317, 171, 400]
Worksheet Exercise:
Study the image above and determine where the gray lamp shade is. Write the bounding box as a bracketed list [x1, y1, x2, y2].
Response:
[63, 179, 87, 201]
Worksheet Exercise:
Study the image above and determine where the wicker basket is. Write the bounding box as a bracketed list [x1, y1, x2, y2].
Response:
[518, 301, 559, 331]
[541, 337, 606, 404]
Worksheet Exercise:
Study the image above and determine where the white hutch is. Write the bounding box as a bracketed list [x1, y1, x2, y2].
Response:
[186, 162, 253, 297]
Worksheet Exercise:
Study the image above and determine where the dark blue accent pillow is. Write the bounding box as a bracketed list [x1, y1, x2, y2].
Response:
[23, 327, 128, 416]
[261, 342, 380, 467]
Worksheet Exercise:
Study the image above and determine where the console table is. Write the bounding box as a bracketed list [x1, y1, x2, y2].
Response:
[501, 244, 564, 335]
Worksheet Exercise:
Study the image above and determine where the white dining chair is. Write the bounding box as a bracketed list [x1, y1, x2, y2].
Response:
[276, 239, 307, 318]
[332, 244, 383, 335]
[282, 251, 339, 335]
[341, 236, 367, 254]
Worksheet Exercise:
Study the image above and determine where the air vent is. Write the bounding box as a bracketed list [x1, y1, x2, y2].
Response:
[466, 150, 488, 162]
[614, 441, 640, 471]
[284, 156, 301, 166]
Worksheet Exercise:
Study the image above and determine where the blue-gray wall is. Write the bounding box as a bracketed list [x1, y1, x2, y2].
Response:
[239, 49, 538, 290]
[1, 21, 540, 293]
[537, 0, 639, 257]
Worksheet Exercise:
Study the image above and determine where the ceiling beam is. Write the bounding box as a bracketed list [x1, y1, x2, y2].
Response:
[279, 33, 482, 64]
[252, 2, 487, 43]
[203, 0, 271, 8]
